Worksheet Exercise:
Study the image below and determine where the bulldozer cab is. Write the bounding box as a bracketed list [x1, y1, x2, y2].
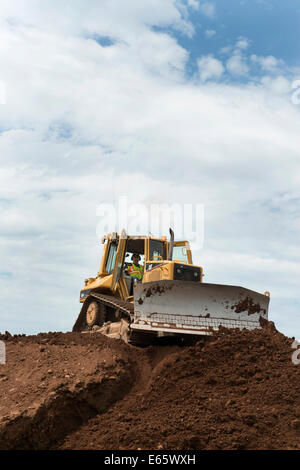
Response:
[79, 230, 199, 306]
[96, 232, 193, 300]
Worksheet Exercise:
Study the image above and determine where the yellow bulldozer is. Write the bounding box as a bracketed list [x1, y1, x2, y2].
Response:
[73, 229, 270, 343]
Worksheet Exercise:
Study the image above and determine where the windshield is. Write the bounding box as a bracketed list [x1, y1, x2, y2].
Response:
[149, 239, 166, 261]
[172, 245, 188, 262]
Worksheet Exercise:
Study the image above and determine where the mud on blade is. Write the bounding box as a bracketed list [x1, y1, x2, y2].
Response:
[131, 280, 270, 336]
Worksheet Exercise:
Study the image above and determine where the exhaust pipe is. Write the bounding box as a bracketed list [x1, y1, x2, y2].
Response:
[168, 228, 174, 261]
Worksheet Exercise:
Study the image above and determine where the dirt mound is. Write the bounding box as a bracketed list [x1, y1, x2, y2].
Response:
[0, 332, 140, 450]
[59, 325, 300, 450]
[0, 324, 299, 450]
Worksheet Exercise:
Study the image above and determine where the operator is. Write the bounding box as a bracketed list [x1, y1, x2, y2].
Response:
[126, 253, 143, 283]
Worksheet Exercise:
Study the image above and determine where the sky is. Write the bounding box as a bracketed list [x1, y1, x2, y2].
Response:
[0, 0, 300, 338]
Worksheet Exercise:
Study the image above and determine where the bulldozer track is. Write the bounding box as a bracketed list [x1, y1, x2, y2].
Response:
[72, 292, 134, 332]
[90, 293, 134, 318]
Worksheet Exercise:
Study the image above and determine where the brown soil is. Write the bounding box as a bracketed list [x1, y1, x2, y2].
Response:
[0, 322, 299, 450]
[0, 332, 137, 450]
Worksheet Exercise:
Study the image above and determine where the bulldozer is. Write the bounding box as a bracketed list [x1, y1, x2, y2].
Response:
[73, 229, 270, 343]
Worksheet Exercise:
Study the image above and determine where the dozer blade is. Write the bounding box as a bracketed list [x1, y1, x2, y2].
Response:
[131, 280, 270, 337]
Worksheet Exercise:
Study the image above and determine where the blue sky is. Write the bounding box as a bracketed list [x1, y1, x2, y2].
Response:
[186, 0, 300, 63]
[0, 0, 299, 339]
[173, 0, 300, 79]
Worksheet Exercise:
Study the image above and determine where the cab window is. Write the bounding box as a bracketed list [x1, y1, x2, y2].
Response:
[105, 242, 118, 274]
[149, 240, 166, 261]
[172, 245, 188, 262]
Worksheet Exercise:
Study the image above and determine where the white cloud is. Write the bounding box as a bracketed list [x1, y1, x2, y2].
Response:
[187, 0, 200, 8]
[236, 36, 250, 50]
[226, 53, 249, 76]
[223, 37, 251, 77]
[260, 75, 290, 94]
[220, 36, 250, 56]
[197, 55, 224, 81]
[219, 45, 232, 55]
[251, 54, 283, 72]
[0, 0, 200, 41]
[220, 37, 285, 80]
[205, 29, 216, 38]
[199, 1, 215, 17]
